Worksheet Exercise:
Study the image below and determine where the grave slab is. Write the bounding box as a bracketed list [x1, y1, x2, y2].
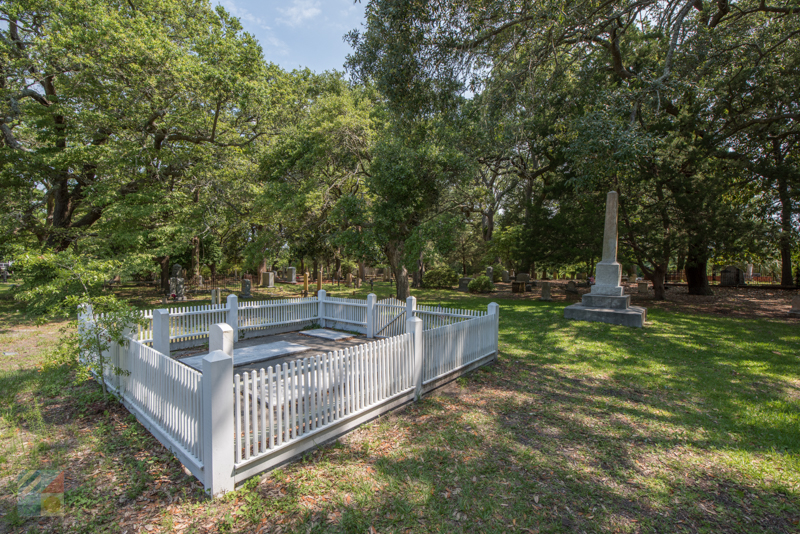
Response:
[300, 329, 357, 341]
[180, 341, 311, 370]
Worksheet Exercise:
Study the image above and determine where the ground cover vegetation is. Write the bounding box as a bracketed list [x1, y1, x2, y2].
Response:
[1, 282, 798, 532]
[1, 0, 799, 531]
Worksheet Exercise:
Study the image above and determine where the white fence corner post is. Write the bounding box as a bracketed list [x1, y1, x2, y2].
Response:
[408, 316, 423, 401]
[77, 304, 92, 365]
[209, 323, 234, 358]
[318, 289, 326, 328]
[488, 302, 500, 361]
[405, 296, 417, 333]
[202, 350, 235, 496]
[152, 309, 170, 356]
[366, 293, 376, 338]
[226, 294, 239, 342]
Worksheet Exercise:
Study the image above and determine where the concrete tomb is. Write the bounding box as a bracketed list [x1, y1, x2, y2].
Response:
[516, 273, 531, 283]
[564, 191, 646, 327]
[300, 329, 356, 341]
[512, 281, 526, 293]
[181, 341, 311, 371]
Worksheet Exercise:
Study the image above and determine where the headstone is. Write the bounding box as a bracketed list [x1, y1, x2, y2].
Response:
[486, 266, 493, 280]
[355, 277, 361, 289]
[169, 277, 185, 300]
[720, 266, 745, 286]
[512, 281, 526, 293]
[458, 277, 473, 292]
[241, 279, 252, 298]
[638, 282, 648, 294]
[288, 267, 296, 284]
[1, 267, 6, 283]
[303, 272, 309, 294]
[515, 273, 531, 283]
[564, 191, 646, 327]
[539, 281, 552, 301]
[346, 273, 352, 287]
[210, 289, 221, 305]
[788, 295, 800, 318]
[621, 276, 629, 283]
[196, 275, 204, 288]
[578, 272, 587, 280]
[171, 264, 182, 278]
[502, 270, 510, 283]
[566, 280, 578, 293]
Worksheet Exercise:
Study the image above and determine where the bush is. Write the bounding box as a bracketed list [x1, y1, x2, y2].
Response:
[468, 275, 494, 293]
[492, 268, 502, 283]
[423, 267, 459, 289]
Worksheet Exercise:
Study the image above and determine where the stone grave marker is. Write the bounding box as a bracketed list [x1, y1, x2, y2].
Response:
[512, 281, 526, 293]
[638, 282, 648, 294]
[241, 279, 252, 298]
[502, 270, 510, 283]
[288, 267, 296, 284]
[346, 273, 353, 287]
[539, 281, 552, 301]
[486, 266, 493, 280]
[458, 277, 473, 292]
[721, 266, 745, 286]
[516, 273, 531, 283]
[789, 296, 800, 318]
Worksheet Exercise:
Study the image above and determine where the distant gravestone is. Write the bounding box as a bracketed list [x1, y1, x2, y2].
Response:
[512, 281, 526, 293]
[566, 280, 578, 293]
[288, 267, 296, 284]
[516, 273, 531, 283]
[486, 266, 493, 280]
[169, 264, 185, 300]
[539, 281, 552, 301]
[241, 279, 252, 298]
[721, 266, 745, 286]
[502, 270, 510, 283]
[789, 296, 800, 318]
[638, 282, 648, 294]
[458, 277, 473, 292]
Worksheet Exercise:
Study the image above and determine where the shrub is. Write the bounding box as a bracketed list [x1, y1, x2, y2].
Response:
[468, 275, 494, 293]
[492, 268, 502, 283]
[423, 267, 459, 289]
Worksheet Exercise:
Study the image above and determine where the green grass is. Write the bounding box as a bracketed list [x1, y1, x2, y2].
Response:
[0, 281, 799, 532]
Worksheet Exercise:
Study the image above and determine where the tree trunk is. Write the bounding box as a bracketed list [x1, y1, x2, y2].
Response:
[359, 261, 365, 282]
[192, 237, 200, 279]
[158, 256, 170, 293]
[686, 252, 713, 295]
[335, 258, 341, 280]
[777, 174, 794, 286]
[652, 264, 667, 300]
[385, 241, 410, 301]
[258, 257, 268, 276]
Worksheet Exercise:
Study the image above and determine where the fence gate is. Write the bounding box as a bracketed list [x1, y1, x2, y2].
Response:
[373, 297, 406, 337]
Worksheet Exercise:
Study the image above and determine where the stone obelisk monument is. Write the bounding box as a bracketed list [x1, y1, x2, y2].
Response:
[564, 191, 646, 327]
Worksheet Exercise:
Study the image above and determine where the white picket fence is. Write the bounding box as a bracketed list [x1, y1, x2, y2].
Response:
[232, 334, 414, 465]
[89, 334, 205, 481]
[80, 296, 500, 496]
[373, 298, 406, 337]
[238, 297, 318, 334]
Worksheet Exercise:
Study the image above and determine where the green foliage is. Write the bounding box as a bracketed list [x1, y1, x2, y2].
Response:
[423, 267, 459, 289]
[467, 275, 494, 293]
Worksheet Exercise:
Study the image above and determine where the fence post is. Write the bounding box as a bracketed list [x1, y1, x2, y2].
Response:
[209, 323, 234, 358]
[77, 304, 92, 365]
[318, 289, 326, 328]
[366, 293, 376, 338]
[488, 302, 500, 361]
[202, 350, 235, 496]
[152, 309, 170, 356]
[407, 316, 423, 401]
[226, 294, 238, 342]
[405, 296, 416, 333]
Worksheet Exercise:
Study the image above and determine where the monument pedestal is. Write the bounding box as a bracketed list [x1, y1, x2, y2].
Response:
[564, 294, 646, 328]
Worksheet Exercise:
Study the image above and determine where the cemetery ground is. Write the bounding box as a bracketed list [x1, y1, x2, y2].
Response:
[0, 282, 798, 533]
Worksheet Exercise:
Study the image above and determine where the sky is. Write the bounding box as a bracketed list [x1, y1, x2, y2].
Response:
[215, 0, 367, 74]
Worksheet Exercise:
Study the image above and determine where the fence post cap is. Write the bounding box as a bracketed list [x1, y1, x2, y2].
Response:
[318, 289, 326, 298]
[367, 293, 377, 302]
[226, 293, 238, 303]
[203, 350, 232, 365]
[154, 308, 169, 316]
[488, 302, 500, 312]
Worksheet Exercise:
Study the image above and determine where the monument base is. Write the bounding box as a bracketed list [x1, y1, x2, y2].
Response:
[564, 294, 646, 328]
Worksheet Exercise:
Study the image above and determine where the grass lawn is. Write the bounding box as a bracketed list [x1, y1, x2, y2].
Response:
[1, 281, 799, 533]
